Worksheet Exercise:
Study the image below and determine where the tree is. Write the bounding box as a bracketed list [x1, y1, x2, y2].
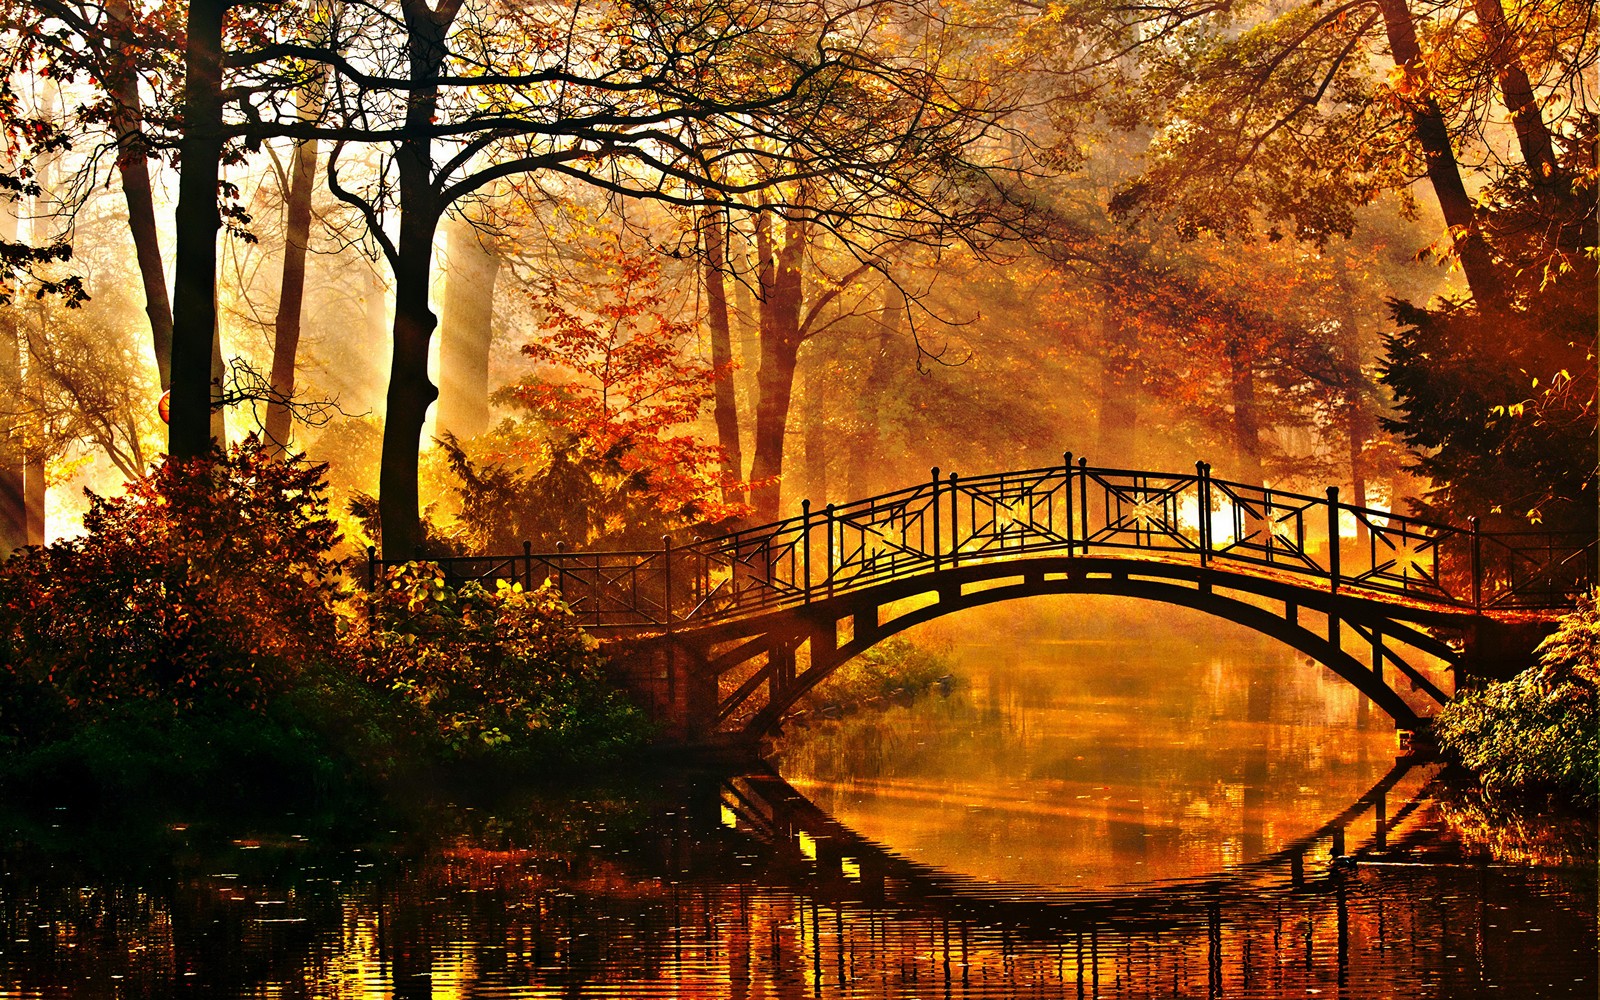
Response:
[1083, 0, 1593, 306]
[298, 0, 1019, 556]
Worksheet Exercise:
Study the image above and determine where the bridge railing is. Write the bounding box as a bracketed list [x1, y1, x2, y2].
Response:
[373, 458, 1595, 627]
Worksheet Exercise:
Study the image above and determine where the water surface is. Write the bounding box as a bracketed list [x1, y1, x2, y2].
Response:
[0, 598, 1593, 998]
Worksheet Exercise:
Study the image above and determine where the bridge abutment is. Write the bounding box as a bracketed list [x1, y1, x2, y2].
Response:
[599, 636, 719, 744]
[1455, 618, 1561, 688]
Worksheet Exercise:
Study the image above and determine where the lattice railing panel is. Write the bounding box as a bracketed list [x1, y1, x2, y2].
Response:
[378, 460, 1594, 626]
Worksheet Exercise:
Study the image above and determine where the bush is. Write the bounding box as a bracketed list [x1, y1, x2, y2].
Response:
[344, 562, 650, 767]
[0, 439, 343, 745]
[802, 636, 956, 710]
[1434, 597, 1599, 808]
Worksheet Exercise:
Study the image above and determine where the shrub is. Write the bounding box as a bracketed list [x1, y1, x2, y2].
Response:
[344, 562, 650, 766]
[0, 439, 343, 745]
[802, 636, 956, 710]
[1434, 597, 1599, 808]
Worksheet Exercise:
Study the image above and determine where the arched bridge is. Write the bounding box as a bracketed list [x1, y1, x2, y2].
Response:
[380, 459, 1595, 746]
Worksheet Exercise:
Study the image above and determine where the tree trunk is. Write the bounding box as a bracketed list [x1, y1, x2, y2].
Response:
[108, 0, 174, 391]
[168, 0, 229, 459]
[730, 225, 760, 463]
[23, 451, 42, 545]
[846, 282, 902, 498]
[801, 349, 827, 504]
[1470, 0, 1559, 184]
[747, 210, 805, 522]
[1227, 342, 1265, 486]
[377, 182, 443, 560]
[210, 293, 227, 445]
[264, 72, 326, 455]
[436, 213, 499, 440]
[1095, 293, 1139, 463]
[1375, 0, 1502, 306]
[703, 205, 742, 501]
[0, 196, 23, 553]
[376, 3, 454, 560]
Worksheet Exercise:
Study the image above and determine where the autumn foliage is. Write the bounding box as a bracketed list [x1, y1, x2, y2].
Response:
[441, 243, 747, 553]
[0, 438, 341, 740]
[0, 440, 646, 775]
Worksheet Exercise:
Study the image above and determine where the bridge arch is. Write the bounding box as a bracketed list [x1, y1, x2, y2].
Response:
[416, 460, 1586, 747]
[666, 556, 1461, 743]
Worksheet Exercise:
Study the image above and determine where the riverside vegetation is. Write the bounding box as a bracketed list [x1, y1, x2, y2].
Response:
[0, 439, 954, 822]
[1434, 597, 1599, 810]
[0, 440, 653, 820]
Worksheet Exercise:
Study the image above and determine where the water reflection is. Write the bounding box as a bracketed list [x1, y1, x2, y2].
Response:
[1, 609, 1594, 998]
[774, 602, 1424, 888]
[0, 762, 1594, 999]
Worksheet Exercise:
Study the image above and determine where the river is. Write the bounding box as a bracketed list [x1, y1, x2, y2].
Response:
[1, 596, 1594, 998]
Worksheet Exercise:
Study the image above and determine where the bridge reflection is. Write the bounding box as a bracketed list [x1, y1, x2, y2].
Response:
[4, 756, 1593, 998]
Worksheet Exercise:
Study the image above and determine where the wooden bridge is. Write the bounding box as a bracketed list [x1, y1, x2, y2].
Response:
[377, 458, 1595, 746]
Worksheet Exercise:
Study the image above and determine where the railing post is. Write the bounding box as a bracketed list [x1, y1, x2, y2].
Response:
[1470, 516, 1482, 611]
[1326, 486, 1341, 592]
[663, 534, 674, 630]
[948, 473, 960, 568]
[554, 540, 565, 607]
[802, 499, 812, 603]
[1064, 453, 1075, 555]
[1078, 457, 1090, 550]
[1197, 461, 1211, 568]
[826, 504, 837, 598]
[523, 540, 532, 590]
[367, 545, 377, 589]
[1326, 486, 1341, 648]
[931, 467, 942, 570]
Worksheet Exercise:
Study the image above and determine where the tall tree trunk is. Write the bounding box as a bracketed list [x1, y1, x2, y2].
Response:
[27, 92, 58, 543]
[1227, 342, 1264, 486]
[210, 292, 227, 445]
[108, 0, 174, 391]
[703, 205, 742, 501]
[845, 282, 902, 498]
[169, 0, 229, 459]
[264, 71, 326, 455]
[1471, 0, 1559, 184]
[747, 210, 804, 522]
[376, 1, 455, 560]
[23, 448, 42, 545]
[801, 349, 827, 504]
[436, 213, 499, 440]
[1375, 0, 1502, 307]
[379, 208, 441, 559]
[0, 195, 23, 553]
[1095, 291, 1139, 463]
[730, 225, 760, 463]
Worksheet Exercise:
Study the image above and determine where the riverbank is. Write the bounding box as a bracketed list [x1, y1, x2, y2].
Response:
[1433, 597, 1598, 811]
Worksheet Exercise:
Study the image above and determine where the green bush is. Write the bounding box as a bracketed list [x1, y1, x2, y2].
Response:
[1435, 598, 1599, 808]
[344, 562, 650, 767]
[802, 636, 956, 710]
